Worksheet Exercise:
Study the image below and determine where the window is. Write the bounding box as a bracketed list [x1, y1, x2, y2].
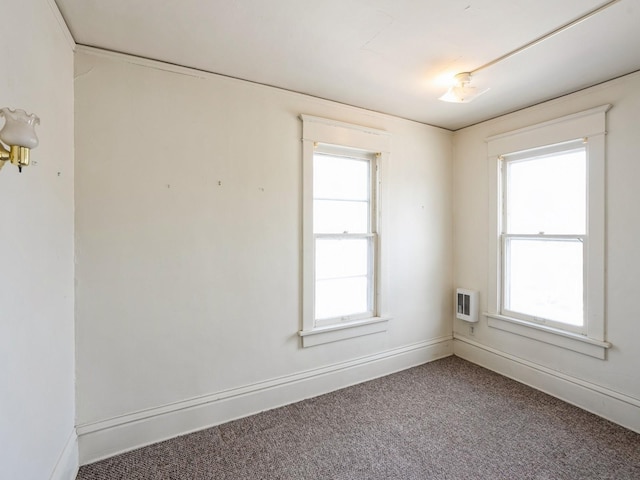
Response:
[486, 105, 611, 359]
[299, 115, 391, 347]
[314, 149, 376, 325]
[501, 142, 586, 332]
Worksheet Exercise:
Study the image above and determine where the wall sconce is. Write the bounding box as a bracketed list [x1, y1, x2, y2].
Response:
[0, 107, 40, 173]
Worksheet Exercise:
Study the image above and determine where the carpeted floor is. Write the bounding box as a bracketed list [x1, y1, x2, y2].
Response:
[76, 356, 640, 479]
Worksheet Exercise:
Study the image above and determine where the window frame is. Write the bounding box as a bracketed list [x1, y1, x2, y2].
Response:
[486, 105, 612, 359]
[313, 148, 378, 327]
[299, 115, 391, 348]
[500, 141, 587, 334]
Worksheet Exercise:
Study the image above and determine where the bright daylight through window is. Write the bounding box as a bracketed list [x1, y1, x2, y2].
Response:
[314, 151, 376, 324]
[501, 142, 586, 331]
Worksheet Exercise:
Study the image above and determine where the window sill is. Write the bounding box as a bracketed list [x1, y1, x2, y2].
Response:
[485, 313, 611, 359]
[299, 316, 390, 348]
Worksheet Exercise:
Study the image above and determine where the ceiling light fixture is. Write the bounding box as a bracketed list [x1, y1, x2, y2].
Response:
[439, 0, 621, 104]
[439, 72, 488, 103]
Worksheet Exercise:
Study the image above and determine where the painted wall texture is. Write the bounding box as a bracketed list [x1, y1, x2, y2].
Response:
[0, 1, 76, 478]
[74, 50, 453, 427]
[5, 3, 640, 474]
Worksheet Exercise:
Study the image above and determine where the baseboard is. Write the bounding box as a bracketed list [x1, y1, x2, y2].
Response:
[453, 336, 640, 434]
[50, 429, 78, 480]
[78, 337, 453, 465]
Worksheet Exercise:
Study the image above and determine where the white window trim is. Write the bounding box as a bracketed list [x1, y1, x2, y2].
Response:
[486, 105, 612, 359]
[299, 114, 392, 348]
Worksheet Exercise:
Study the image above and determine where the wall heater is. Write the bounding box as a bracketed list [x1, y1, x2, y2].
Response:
[456, 288, 478, 323]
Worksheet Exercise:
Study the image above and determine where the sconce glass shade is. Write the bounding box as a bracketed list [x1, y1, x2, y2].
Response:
[0, 108, 40, 149]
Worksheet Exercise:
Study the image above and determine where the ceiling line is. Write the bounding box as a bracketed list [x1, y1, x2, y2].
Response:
[470, 0, 622, 75]
[73, 44, 450, 132]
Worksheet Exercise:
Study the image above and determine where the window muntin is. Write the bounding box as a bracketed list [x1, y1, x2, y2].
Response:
[500, 142, 587, 333]
[313, 151, 377, 326]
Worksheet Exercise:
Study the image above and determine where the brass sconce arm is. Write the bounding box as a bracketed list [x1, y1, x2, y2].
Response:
[0, 144, 31, 172]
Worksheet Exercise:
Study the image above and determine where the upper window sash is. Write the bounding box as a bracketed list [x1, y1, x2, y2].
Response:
[313, 150, 376, 235]
[500, 141, 587, 236]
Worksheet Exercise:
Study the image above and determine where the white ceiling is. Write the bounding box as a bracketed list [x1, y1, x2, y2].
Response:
[55, 0, 640, 130]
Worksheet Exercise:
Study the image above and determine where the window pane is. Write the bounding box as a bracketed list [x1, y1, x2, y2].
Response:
[506, 149, 586, 234]
[315, 277, 369, 320]
[315, 238, 369, 280]
[314, 154, 369, 201]
[314, 200, 369, 233]
[505, 238, 583, 326]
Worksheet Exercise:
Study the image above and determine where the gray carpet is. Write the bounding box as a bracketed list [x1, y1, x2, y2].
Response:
[76, 356, 640, 479]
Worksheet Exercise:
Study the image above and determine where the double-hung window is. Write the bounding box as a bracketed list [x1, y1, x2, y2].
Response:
[486, 105, 611, 359]
[313, 149, 377, 325]
[501, 141, 587, 332]
[299, 115, 391, 347]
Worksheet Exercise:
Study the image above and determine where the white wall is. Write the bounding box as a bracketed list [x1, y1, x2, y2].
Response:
[74, 48, 453, 462]
[453, 71, 640, 432]
[0, 1, 76, 479]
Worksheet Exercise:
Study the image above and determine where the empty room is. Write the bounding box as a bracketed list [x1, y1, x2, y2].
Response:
[2, 1, 640, 479]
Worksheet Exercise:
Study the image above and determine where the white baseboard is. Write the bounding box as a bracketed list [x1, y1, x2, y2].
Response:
[50, 429, 78, 480]
[453, 336, 640, 434]
[78, 337, 453, 465]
